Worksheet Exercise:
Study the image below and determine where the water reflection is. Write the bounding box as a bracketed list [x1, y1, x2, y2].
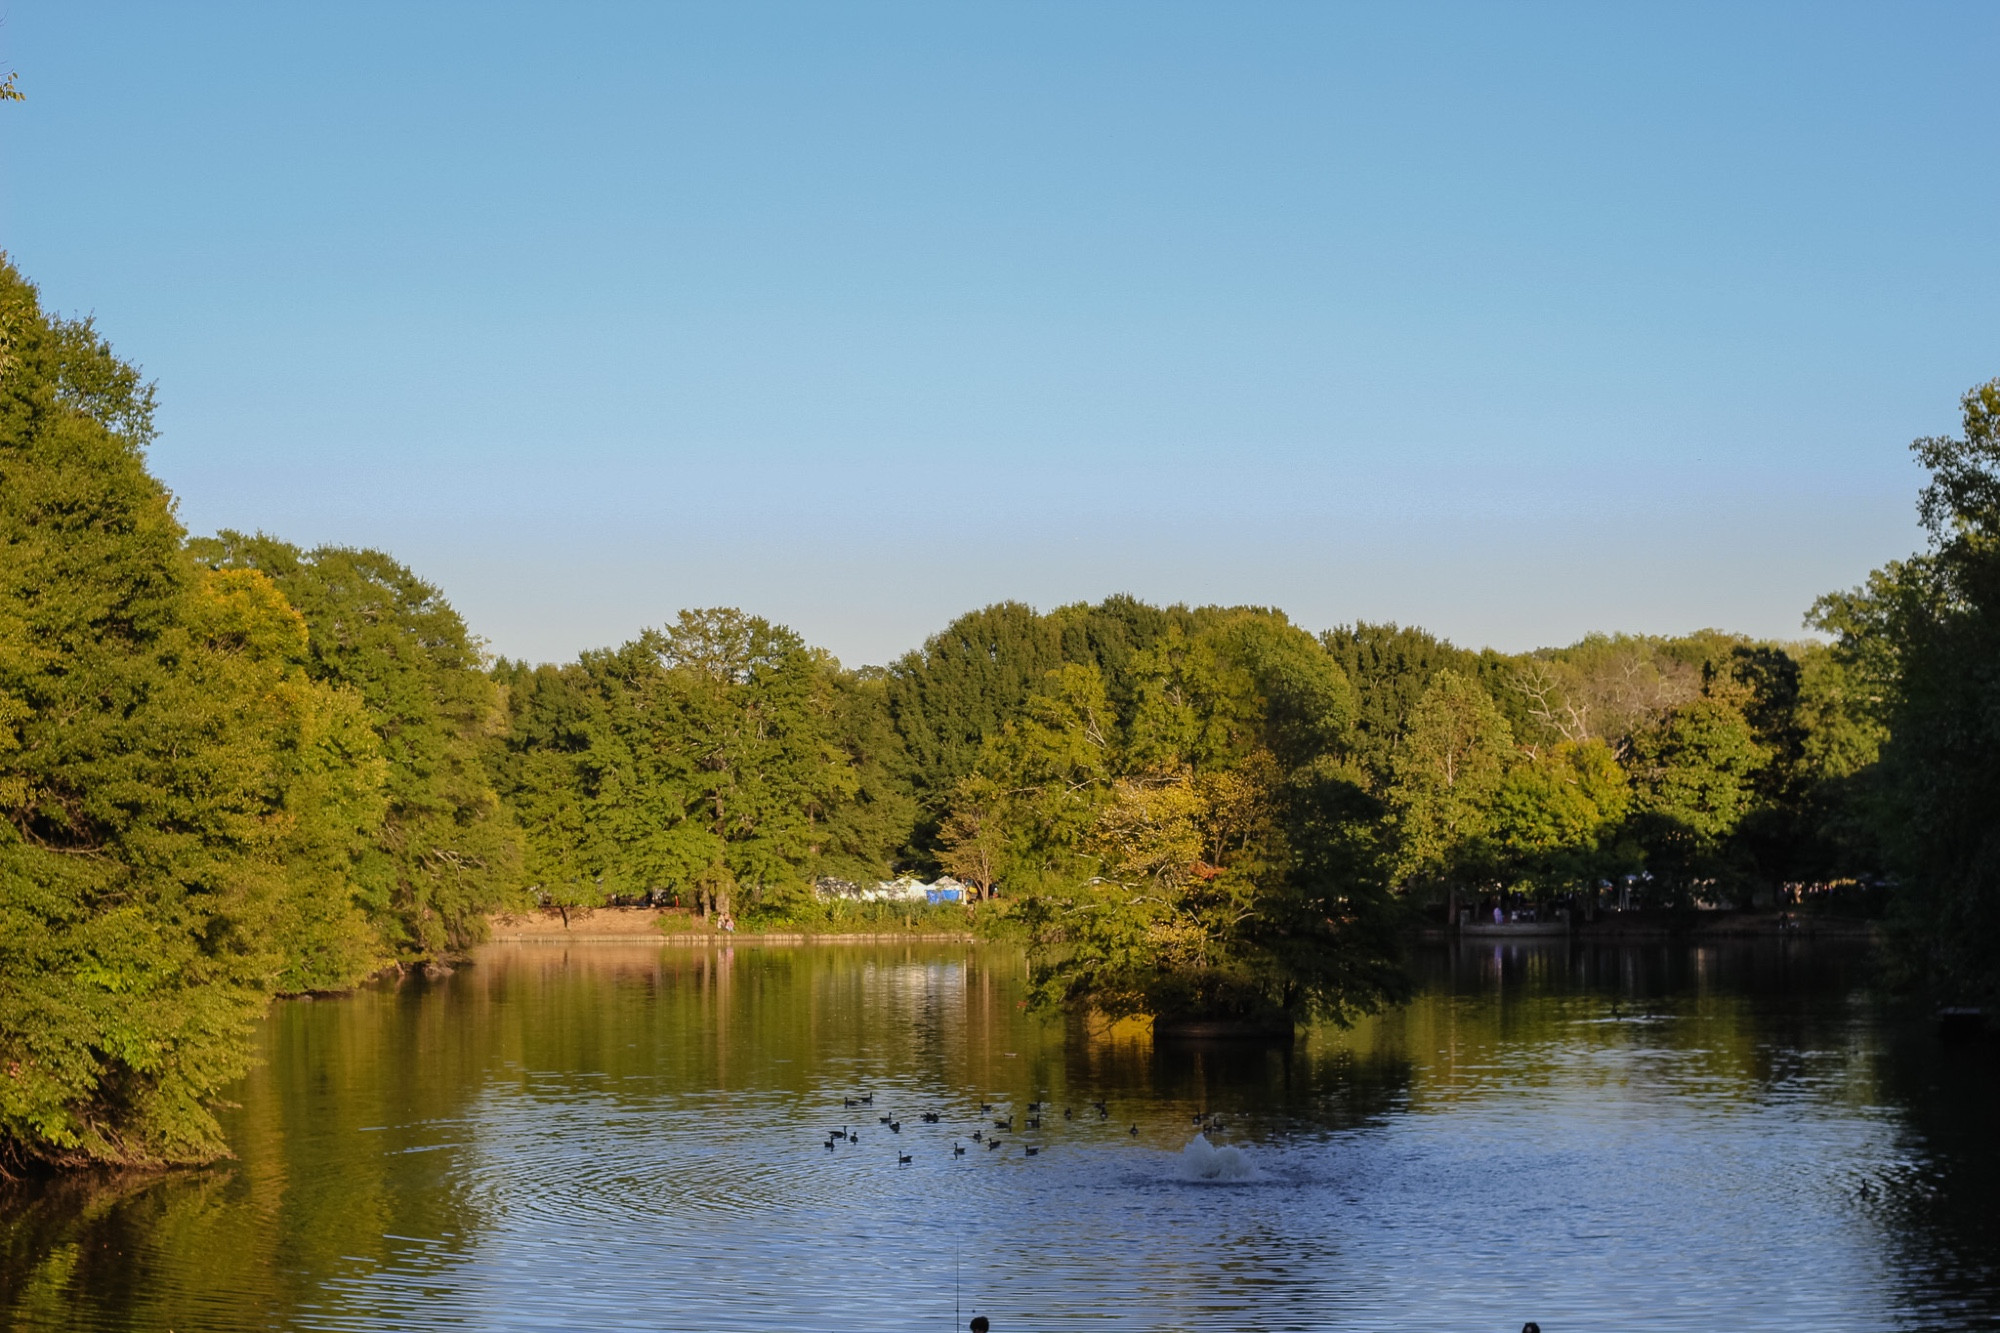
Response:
[2, 939, 1995, 1331]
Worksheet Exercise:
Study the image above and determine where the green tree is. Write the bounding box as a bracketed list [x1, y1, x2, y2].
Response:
[885, 596, 1195, 862]
[885, 602, 1067, 835]
[189, 534, 523, 962]
[1488, 739, 1633, 897]
[809, 664, 917, 885]
[1812, 377, 2000, 998]
[646, 609, 858, 919]
[971, 613, 1403, 1030]
[1321, 623, 1487, 789]
[0, 261, 379, 1169]
[1624, 696, 1768, 903]
[492, 610, 876, 924]
[1384, 669, 1515, 896]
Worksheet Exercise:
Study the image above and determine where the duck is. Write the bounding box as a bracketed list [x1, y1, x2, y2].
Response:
[980, 1102, 993, 1114]
[859, 1093, 874, 1105]
[988, 1139, 1003, 1151]
[1027, 1101, 1043, 1113]
[971, 1129, 983, 1142]
[1024, 1146, 1039, 1156]
[921, 1112, 941, 1124]
[953, 1143, 967, 1156]
[995, 1116, 1013, 1130]
[1129, 1124, 1139, 1137]
[1063, 1108, 1073, 1120]
[897, 1152, 912, 1165]
[823, 1138, 837, 1150]
[889, 1121, 902, 1133]
[1026, 1117, 1042, 1129]
[844, 1096, 859, 1108]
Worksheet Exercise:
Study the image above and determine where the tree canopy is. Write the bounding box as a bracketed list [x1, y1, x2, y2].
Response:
[3, 248, 1985, 1168]
[0, 262, 384, 1168]
[1811, 378, 2000, 1000]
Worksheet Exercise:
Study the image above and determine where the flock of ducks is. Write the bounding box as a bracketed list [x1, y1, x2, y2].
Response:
[821, 1092, 1229, 1165]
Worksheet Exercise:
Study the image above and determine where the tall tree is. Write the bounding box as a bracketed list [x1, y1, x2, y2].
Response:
[968, 612, 1404, 1030]
[885, 596, 1197, 859]
[492, 611, 876, 921]
[0, 262, 378, 1169]
[1384, 669, 1515, 894]
[1623, 695, 1768, 904]
[1488, 739, 1633, 897]
[1321, 623, 1485, 790]
[1812, 377, 2000, 998]
[190, 534, 523, 962]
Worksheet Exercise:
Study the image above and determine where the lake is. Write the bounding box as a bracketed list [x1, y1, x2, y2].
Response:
[3, 940, 1996, 1332]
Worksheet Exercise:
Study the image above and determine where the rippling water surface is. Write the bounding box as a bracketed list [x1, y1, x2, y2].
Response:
[4, 940, 1998, 1331]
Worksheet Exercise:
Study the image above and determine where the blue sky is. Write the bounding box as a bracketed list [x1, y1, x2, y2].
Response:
[3, 3, 1995, 667]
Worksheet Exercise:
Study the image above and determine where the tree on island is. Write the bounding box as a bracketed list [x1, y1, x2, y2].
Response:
[949, 611, 1408, 1033]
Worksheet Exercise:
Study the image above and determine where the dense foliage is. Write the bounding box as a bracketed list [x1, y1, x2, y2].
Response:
[188, 533, 524, 971]
[1811, 379, 2000, 1002]
[488, 609, 902, 923]
[953, 612, 1406, 1028]
[0, 263, 384, 1169]
[2, 251, 1987, 1170]
[0, 263, 521, 1171]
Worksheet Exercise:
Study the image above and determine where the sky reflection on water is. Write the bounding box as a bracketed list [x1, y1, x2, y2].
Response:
[3, 939, 1996, 1331]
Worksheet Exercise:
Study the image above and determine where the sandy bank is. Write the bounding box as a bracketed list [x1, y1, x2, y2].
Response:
[485, 907, 973, 944]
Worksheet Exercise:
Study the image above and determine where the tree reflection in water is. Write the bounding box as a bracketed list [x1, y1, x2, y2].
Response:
[2, 940, 1995, 1332]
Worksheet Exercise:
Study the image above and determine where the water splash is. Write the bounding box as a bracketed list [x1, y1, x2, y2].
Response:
[1179, 1132, 1255, 1182]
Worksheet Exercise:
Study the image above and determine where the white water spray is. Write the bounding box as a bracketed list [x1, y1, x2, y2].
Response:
[1179, 1132, 1255, 1182]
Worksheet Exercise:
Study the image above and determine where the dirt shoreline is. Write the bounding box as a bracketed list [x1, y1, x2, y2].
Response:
[485, 907, 974, 945]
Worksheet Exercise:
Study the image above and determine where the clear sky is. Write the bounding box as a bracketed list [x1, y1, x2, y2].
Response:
[3, 3, 1995, 667]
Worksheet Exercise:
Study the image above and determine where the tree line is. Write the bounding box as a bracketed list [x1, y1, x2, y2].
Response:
[1, 255, 1991, 1170]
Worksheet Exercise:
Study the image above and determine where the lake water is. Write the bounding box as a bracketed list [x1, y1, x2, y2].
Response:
[4, 940, 1997, 1332]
